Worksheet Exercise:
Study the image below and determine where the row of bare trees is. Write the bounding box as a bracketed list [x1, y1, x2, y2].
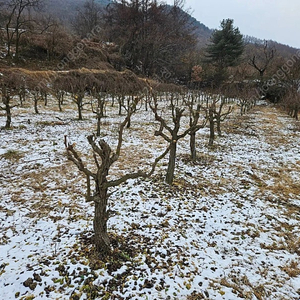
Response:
[1, 69, 258, 141]
[0, 69, 148, 127]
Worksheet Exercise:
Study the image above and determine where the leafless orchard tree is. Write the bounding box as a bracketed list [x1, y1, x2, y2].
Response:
[202, 93, 233, 146]
[237, 86, 257, 116]
[26, 76, 42, 114]
[52, 77, 66, 112]
[223, 83, 257, 116]
[91, 90, 107, 137]
[184, 92, 207, 161]
[121, 95, 142, 129]
[64, 110, 169, 255]
[149, 89, 205, 184]
[0, 71, 22, 128]
[17, 77, 26, 107]
[61, 72, 96, 120]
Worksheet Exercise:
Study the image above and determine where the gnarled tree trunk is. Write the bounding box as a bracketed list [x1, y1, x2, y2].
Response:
[190, 131, 196, 161]
[208, 107, 215, 146]
[166, 141, 177, 185]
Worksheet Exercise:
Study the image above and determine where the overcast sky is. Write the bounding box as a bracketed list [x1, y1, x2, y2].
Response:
[165, 0, 300, 49]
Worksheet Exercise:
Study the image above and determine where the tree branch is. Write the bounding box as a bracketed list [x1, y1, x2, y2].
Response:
[64, 135, 96, 179]
[104, 170, 148, 188]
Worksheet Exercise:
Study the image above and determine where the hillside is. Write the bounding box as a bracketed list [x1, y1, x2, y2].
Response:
[44, 0, 212, 44]
[0, 97, 300, 299]
[44, 0, 299, 55]
[45, 0, 110, 24]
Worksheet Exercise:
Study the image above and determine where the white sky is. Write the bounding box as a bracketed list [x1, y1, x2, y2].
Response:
[164, 0, 300, 49]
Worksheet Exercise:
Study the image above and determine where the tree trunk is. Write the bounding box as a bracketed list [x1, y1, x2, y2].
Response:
[99, 100, 104, 118]
[259, 70, 264, 80]
[6, 25, 12, 58]
[209, 110, 215, 146]
[118, 96, 123, 115]
[216, 117, 221, 136]
[111, 94, 115, 107]
[34, 96, 39, 114]
[77, 101, 83, 120]
[19, 88, 25, 107]
[294, 107, 299, 120]
[15, 30, 20, 61]
[166, 141, 177, 184]
[5, 106, 11, 129]
[240, 105, 244, 116]
[126, 115, 131, 128]
[4, 98, 12, 129]
[190, 131, 196, 161]
[93, 191, 111, 256]
[44, 93, 48, 106]
[96, 115, 101, 136]
[61, 92, 65, 105]
[58, 98, 62, 112]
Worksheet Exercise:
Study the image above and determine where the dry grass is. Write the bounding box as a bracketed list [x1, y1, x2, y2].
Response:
[256, 168, 300, 198]
[213, 276, 269, 300]
[281, 260, 300, 277]
[1, 149, 24, 161]
[260, 234, 300, 256]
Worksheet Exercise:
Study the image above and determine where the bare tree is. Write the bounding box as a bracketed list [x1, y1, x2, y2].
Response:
[214, 95, 233, 136]
[61, 72, 95, 120]
[184, 92, 207, 161]
[90, 88, 108, 137]
[64, 112, 169, 255]
[3, 0, 43, 60]
[121, 95, 141, 128]
[73, 0, 102, 38]
[149, 91, 198, 184]
[248, 41, 276, 80]
[26, 76, 41, 114]
[237, 85, 257, 116]
[0, 71, 22, 128]
[52, 78, 66, 112]
[202, 93, 233, 146]
[283, 87, 300, 120]
[38, 17, 73, 61]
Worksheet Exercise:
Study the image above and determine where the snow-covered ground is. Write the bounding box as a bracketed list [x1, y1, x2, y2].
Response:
[1, 98, 300, 300]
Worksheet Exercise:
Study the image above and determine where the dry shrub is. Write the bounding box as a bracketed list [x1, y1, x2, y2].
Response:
[281, 260, 300, 277]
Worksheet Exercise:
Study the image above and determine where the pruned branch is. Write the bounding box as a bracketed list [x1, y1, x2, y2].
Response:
[147, 146, 170, 177]
[87, 135, 104, 159]
[149, 96, 173, 135]
[115, 112, 130, 158]
[104, 170, 148, 188]
[64, 135, 96, 179]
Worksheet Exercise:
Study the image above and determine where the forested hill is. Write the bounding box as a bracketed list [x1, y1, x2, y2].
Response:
[45, 0, 212, 46]
[44, 0, 110, 23]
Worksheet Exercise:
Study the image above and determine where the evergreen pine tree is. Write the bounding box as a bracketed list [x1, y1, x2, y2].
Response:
[205, 19, 244, 84]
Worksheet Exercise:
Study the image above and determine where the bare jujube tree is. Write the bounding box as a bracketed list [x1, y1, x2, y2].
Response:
[0, 71, 23, 128]
[149, 89, 205, 184]
[65, 105, 169, 255]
